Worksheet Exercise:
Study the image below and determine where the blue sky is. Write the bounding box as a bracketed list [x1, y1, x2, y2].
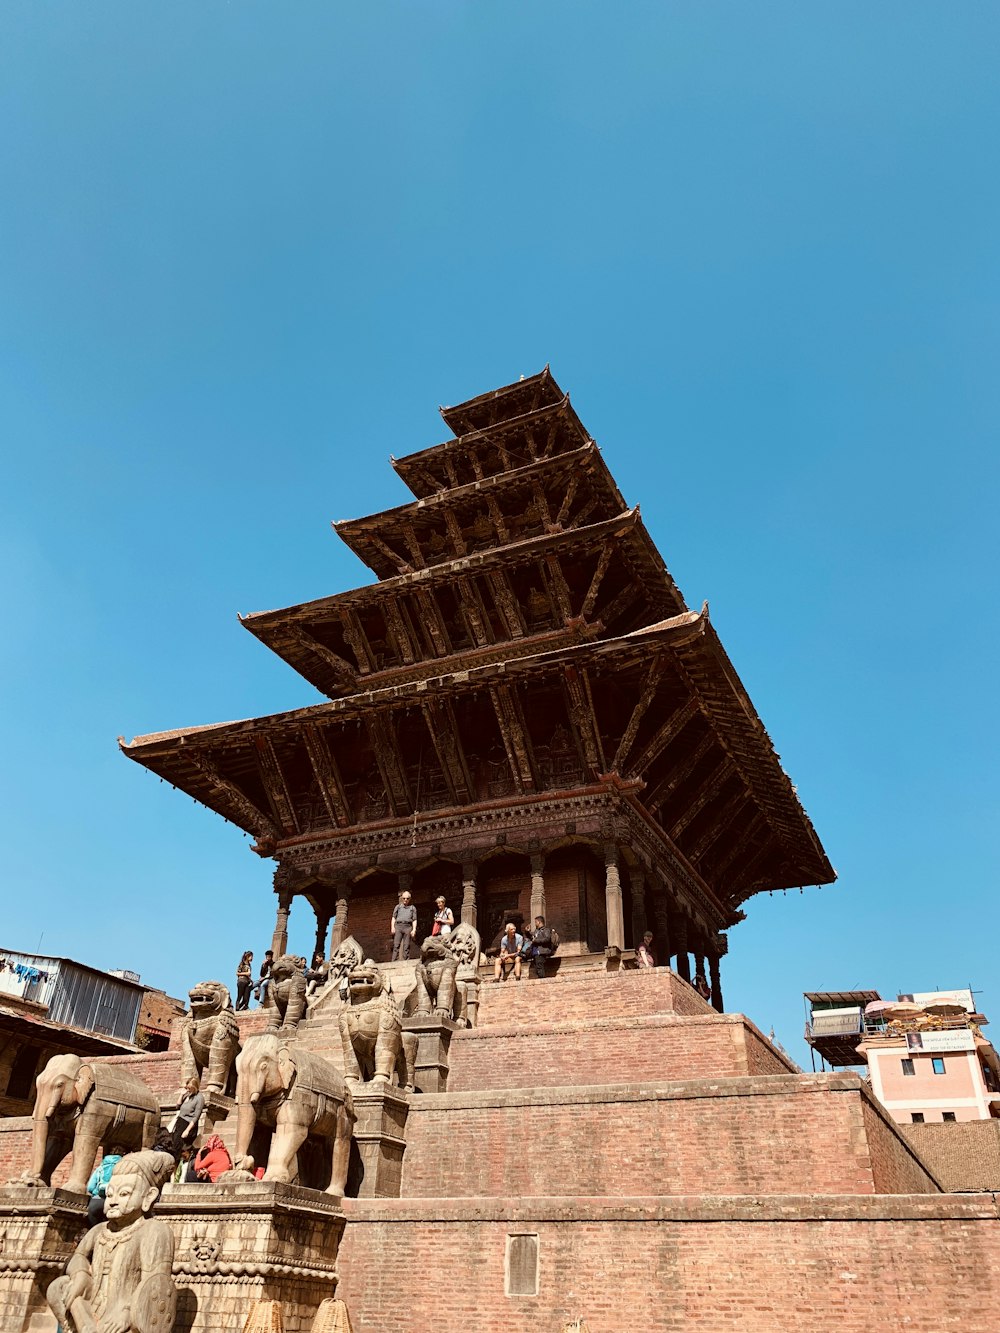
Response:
[1, 4, 997, 1063]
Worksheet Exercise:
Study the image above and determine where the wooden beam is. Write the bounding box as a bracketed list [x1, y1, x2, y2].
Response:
[287, 626, 358, 691]
[456, 576, 493, 647]
[421, 699, 474, 804]
[340, 610, 377, 674]
[597, 580, 642, 630]
[627, 697, 700, 777]
[668, 759, 736, 841]
[647, 730, 716, 814]
[685, 787, 752, 865]
[562, 665, 604, 777]
[489, 683, 537, 793]
[254, 737, 300, 835]
[443, 508, 467, 558]
[612, 657, 665, 772]
[399, 520, 426, 570]
[302, 724, 352, 828]
[365, 531, 412, 575]
[367, 713, 412, 817]
[542, 553, 574, 623]
[487, 569, 527, 639]
[384, 599, 417, 665]
[485, 493, 510, 544]
[579, 541, 615, 620]
[531, 480, 553, 527]
[555, 475, 579, 527]
[413, 589, 452, 657]
[186, 750, 279, 842]
[711, 811, 767, 881]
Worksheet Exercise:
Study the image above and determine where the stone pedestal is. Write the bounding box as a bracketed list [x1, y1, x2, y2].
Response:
[203, 1090, 238, 1153]
[157, 1180, 344, 1333]
[349, 1085, 409, 1199]
[402, 1016, 462, 1093]
[0, 1185, 87, 1333]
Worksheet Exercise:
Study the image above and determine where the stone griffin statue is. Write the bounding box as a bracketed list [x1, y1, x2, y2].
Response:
[338, 960, 416, 1090]
[179, 980, 241, 1095]
[47, 1148, 176, 1333]
[265, 954, 308, 1035]
[410, 922, 482, 1025]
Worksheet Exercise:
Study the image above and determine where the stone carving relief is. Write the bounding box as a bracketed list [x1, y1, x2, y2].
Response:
[46, 1149, 176, 1333]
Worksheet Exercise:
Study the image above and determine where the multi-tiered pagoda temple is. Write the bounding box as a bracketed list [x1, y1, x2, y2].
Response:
[121, 369, 834, 996]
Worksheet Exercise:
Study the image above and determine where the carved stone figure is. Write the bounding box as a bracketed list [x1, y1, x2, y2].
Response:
[46, 1148, 176, 1333]
[449, 922, 483, 1028]
[15, 1054, 159, 1194]
[266, 955, 308, 1034]
[338, 961, 415, 1090]
[409, 923, 482, 1025]
[329, 935, 365, 991]
[233, 1033, 355, 1195]
[179, 980, 241, 1094]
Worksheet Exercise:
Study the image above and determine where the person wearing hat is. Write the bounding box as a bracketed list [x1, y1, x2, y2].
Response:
[636, 931, 656, 969]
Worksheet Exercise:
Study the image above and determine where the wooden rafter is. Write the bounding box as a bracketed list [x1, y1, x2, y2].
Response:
[668, 759, 736, 841]
[487, 569, 527, 639]
[456, 576, 492, 647]
[627, 697, 700, 777]
[413, 590, 451, 657]
[443, 508, 467, 558]
[489, 683, 537, 793]
[612, 656, 666, 772]
[711, 811, 767, 881]
[531, 480, 553, 526]
[301, 724, 352, 828]
[287, 626, 358, 692]
[579, 541, 615, 620]
[421, 699, 473, 805]
[367, 714, 411, 817]
[186, 750, 279, 842]
[648, 729, 716, 813]
[685, 787, 752, 864]
[365, 531, 412, 575]
[555, 476, 579, 527]
[561, 665, 604, 777]
[542, 553, 574, 623]
[399, 521, 426, 570]
[384, 599, 417, 666]
[340, 610, 376, 674]
[254, 737, 300, 835]
[597, 580, 642, 630]
[485, 493, 510, 544]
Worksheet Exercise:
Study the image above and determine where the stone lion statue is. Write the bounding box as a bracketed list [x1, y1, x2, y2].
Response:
[180, 980, 241, 1094]
[409, 923, 482, 1026]
[266, 954, 308, 1035]
[338, 960, 416, 1090]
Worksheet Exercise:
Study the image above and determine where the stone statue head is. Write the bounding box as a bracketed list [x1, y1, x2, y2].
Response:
[446, 922, 481, 967]
[345, 960, 385, 1006]
[270, 954, 305, 985]
[187, 980, 232, 1017]
[104, 1150, 174, 1224]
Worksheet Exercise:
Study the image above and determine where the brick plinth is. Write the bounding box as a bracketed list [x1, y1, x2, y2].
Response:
[401, 1074, 940, 1198]
[476, 964, 711, 1028]
[348, 1086, 409, 1199]
[336, 1194, 1000, 1333]
[0, 1186, 87, 1332]
[158, 1181, 344, 1333]
[401, 1016, 462, 1093]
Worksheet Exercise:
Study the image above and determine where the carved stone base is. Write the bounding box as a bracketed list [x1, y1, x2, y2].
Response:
[157, 1181, 345, 1333]
[0, 1185, 87, 1333]
[402, 1016, 463, 1093]
[348, 1085, 409, 1199]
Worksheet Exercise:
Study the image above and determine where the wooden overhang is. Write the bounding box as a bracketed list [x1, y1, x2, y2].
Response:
[335, 444, 626, 580]
[120, 608, 834, 912]
[240, 508, 687, 699]
[437, 365, 563, 436]
[393, 391, 589, 499]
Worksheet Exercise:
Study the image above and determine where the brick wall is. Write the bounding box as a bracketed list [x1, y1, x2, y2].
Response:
[476, 965, 713, 1028]
[336, 1195, 1000, 1333]
[448, 1012, 794, 1091]
[400, 1076, 940, 1199]
[861, 1096, 944, 1193]
[903, 1120, 1000, 1191]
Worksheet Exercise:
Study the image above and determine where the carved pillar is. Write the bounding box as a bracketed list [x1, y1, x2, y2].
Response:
[709, 933, 727, 1013]
[630, 869, 647, 950]
[271, 890, 292, 958]
[313, 907, 331, 962]
[604, 843, 625, 952]
[650, 890, 672, 965]
[672, 911, 691, 982]
[460, 862, 477, 929]
[329, 886, 351, 953]
[529, 854, 546, 925]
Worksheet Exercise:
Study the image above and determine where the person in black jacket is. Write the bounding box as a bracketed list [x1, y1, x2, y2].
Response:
[527, 916, 557, 979]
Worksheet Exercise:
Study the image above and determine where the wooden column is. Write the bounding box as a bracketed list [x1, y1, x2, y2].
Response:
[529, 854, 546, 925]
[604, 843, 625, 952]
[461, 862, 477, 930]
[271, 890, 292, 957]
[313, 907, 331, 962]
[329, 887, 351, 953]
[709, 935, 726, 1013]
[630, 869, 648, 950]
[650, 891, 672, 967]
[672, 911, 691, 982]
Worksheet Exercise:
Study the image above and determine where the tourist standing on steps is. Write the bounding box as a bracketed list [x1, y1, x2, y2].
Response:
[390, 890, 418, 961]
[235, 950, 253, 1009]
[494, 922, 524, 981]
[636, 932, 656, 969]
[432, 896, 454, 936]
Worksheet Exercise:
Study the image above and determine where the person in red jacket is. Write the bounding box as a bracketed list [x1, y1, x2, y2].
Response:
[193, 1135, 232, 1183]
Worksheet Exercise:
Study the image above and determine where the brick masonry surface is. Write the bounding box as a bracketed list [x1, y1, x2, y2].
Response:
[401, 1075, 940, 1198]
[336, 1195, 1000, 1333]
[903, 1119, 1000, 1192]
[476, 964, 715, 1028]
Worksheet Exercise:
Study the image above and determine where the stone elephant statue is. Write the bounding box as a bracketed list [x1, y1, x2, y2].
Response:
[233, 1033, 355, 1195]
[18, 1053, 159, 1194]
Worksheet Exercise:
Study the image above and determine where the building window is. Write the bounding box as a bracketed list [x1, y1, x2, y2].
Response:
[932, 1057, 946, 1075]
[901, 1059, 915, 1076]
[505, 1234, 539, 1297]
[943, 1112, 957, 1122]
[5, 1044, 42, 1101]
[911, 1112, 925, 1123]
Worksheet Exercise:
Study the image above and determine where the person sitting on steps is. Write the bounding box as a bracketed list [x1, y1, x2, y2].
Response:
[494, 922, 524, 982]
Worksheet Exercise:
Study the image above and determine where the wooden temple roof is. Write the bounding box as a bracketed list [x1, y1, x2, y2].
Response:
[121, 608, 834, 910]
[335, 445, 624, 580]
[436, 365, 564, 437]
[241, 509, 687, 699]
